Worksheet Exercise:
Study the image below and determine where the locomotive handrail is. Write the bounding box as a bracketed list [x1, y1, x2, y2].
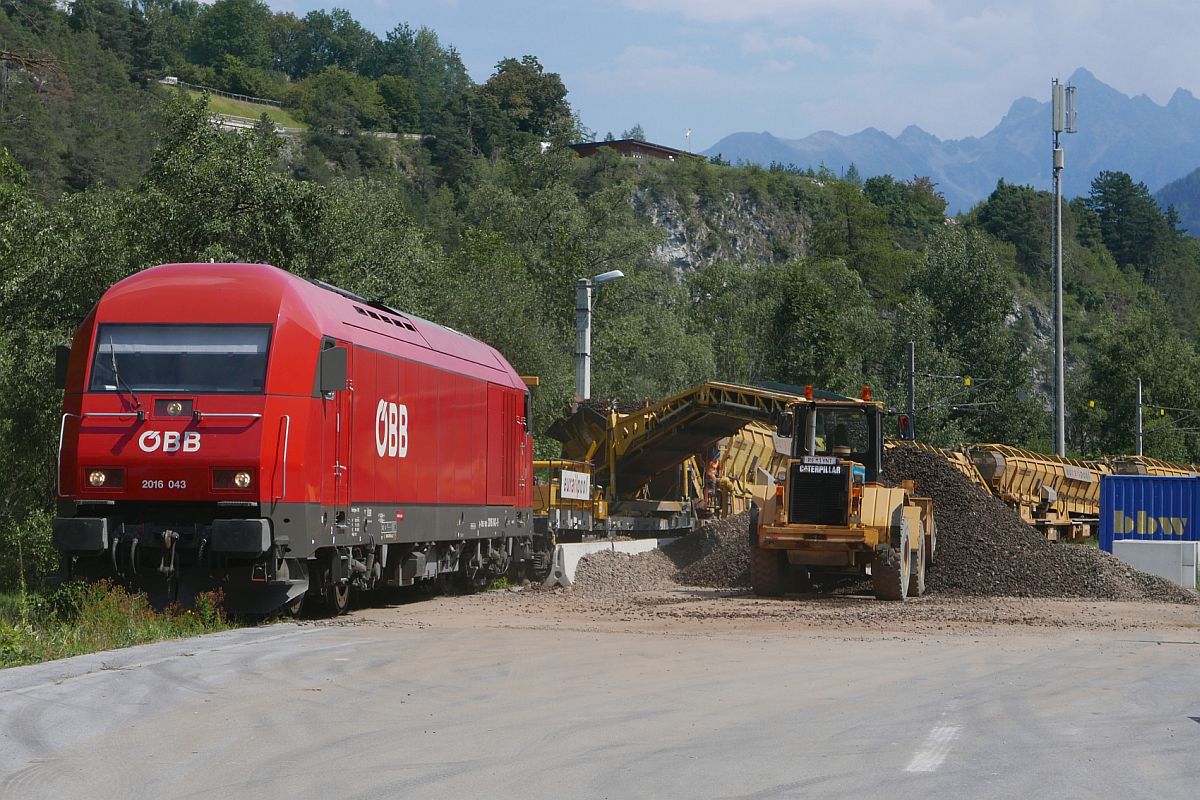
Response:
[192, 411, 263, 422]
[275, 414, 290, 500]
[57, 412, 80, 496]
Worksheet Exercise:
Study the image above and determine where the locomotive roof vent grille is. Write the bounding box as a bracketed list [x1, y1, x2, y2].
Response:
[352, 305, 418, 332]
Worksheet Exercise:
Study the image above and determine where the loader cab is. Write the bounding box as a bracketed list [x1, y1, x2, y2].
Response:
[791, 401, 883, 482]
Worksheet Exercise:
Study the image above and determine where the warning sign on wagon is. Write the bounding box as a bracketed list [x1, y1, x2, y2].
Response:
[560, 470, 592, 501]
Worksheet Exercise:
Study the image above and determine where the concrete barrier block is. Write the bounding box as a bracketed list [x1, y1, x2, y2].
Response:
[1112, 540, 1199, 590]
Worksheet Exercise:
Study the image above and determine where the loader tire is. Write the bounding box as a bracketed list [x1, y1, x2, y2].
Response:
[750, 544, 787, 597]
[872, 526, 910, 601]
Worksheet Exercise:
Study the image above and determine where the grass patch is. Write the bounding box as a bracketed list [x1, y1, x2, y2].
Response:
[186, 90, 308, 129]
[1, 582, 231, 669]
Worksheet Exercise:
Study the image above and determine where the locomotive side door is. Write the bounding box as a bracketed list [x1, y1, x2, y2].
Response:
[319, 340, 353, 534]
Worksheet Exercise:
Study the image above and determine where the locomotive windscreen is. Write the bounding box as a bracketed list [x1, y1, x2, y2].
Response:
[89, 324, 271, 394]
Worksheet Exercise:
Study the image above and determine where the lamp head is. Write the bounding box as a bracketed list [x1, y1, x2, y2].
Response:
[592, 269, 625, 285]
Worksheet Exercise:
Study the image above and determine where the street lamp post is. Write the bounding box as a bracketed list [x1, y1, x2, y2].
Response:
[575, 270, 624, 401]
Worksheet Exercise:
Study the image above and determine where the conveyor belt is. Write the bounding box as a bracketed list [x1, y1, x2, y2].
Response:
[549, 382, 810, 499]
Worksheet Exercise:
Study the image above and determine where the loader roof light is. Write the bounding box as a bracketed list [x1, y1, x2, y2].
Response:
[804, 385, 813, 401]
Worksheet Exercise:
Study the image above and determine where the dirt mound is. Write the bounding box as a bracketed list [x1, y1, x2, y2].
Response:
[884, 446, 1196, 603]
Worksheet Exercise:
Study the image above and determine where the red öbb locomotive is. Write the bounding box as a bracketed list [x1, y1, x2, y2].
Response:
[53, 263, 546, 613]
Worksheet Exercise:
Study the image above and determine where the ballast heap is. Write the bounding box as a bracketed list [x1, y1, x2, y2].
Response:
[52, 263, 549, 614]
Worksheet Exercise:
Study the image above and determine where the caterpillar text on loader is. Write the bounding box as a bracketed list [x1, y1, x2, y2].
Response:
[750, 388, 935, 600]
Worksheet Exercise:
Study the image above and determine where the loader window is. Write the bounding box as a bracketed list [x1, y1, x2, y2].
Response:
[814, 409, 869, 457]
[89, 324, 271, 394]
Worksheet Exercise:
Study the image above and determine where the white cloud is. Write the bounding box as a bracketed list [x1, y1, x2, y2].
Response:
[740, 31, 827, 57]
[580, 45, 729, 95]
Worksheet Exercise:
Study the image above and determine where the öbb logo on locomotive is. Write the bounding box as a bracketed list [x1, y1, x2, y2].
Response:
[137, 430, 201, 453]
[375, 399, 409, 458]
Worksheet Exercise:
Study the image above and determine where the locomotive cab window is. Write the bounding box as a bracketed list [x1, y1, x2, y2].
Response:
[89, 324, 271, 394]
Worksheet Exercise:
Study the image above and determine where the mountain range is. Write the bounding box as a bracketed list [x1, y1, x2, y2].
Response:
[703, 68, 1200, 214]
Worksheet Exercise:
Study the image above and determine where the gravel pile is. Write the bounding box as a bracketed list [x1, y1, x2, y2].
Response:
[674, 513, 752, 588]
[572, 547, 678, 595]
[573, 513, 753, 594]
[884, 446, 1196, 603]
[575, 448, 1197, 604]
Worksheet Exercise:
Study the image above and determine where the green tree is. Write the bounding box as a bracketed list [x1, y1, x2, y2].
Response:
[621, 123, 646, 141]
[479, 55, 574, 141]
[1074, 301, 1200, 460]
[907, 227, 1043, 444]
[764, 258, 882, 392]
[1085, 170, 1175, 284]
[969, 180, 1052, 281]
[863, 174, 946, 245]
[131, 92, 325, 266]
[377, 73, 419, 132]
[685, 260, 786, 383]
[288, 66, 388, 132]
[188, 0, 271, 69]
[290, 7, 377, 78]
[371, 24, 470, 133]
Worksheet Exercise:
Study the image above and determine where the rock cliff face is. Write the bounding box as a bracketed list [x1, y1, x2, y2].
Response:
[632, 187, 811, 274]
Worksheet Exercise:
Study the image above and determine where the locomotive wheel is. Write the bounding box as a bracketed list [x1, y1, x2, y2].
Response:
[750, 544, 787, 596]
[329, 580, 351, 615]
[285, 594, 305, 618]
[872, 526, 910, 601]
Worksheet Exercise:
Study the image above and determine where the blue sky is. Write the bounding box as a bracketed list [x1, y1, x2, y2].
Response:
[265, 1, 1200, 150]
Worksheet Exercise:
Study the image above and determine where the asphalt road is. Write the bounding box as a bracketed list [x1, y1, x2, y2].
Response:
[2, 608, 1199, 799]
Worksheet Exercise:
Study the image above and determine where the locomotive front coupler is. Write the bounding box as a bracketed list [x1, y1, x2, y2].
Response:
[158, 530, 179, 576]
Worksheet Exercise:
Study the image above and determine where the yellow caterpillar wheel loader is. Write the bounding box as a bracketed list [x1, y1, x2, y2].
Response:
[750, 390, 935, 601]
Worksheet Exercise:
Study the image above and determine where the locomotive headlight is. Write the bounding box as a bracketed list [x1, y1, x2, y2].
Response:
[89, 470, 107, 487]
[234, 471, 252, 489]
[166, 401, 183, 416]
